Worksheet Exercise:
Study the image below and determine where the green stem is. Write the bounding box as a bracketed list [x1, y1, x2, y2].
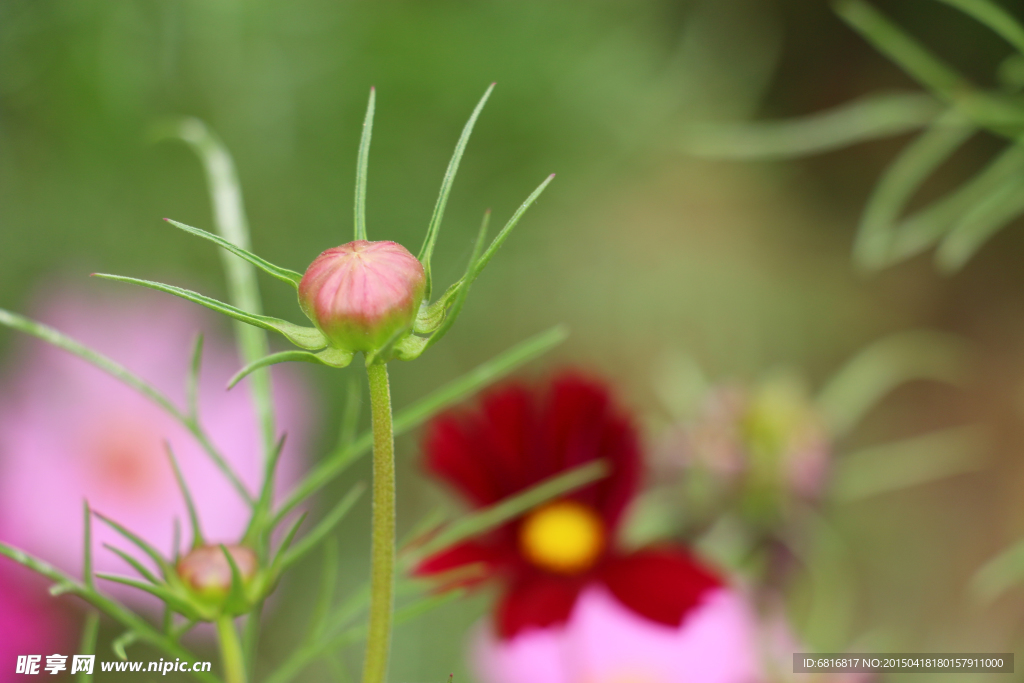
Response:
[361, 362, 396, 683]
[216, 615, 247, 683]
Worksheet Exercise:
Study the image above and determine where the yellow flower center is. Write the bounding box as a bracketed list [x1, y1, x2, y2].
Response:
[518, 500, 605, 574]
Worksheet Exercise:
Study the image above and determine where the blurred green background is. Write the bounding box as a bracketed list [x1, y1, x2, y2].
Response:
[3, 0, 1024, 680]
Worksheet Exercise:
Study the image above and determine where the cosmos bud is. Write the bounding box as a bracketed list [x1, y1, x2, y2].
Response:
[176, 544, 258, 601]
[298, 240, 426, 353]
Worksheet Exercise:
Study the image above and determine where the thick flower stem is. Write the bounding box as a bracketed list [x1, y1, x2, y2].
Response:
[216, 615, 247, 683]
[361, 362, 396, 683]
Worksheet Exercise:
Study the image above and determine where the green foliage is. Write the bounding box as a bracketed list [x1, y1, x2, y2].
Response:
[688, 0, 1024, 273]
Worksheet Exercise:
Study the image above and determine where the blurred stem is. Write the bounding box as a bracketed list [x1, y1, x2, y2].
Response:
[242, 602, 263, 680]
[361, 362, 396, 683]
[216, 615, 247, 683]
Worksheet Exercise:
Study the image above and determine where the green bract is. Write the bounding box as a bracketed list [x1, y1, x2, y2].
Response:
[94, 84, 555, 380]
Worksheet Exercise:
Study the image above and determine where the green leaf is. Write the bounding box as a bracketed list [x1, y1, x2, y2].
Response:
[417, 210, 489, 355]
[228, 347, 354, 390]
[102, 544, 160, 585]
[816, 330, 968, 438]
[852, 109, 975, 269]
[408, 459, 608, 563]
[933, 0, 1024, 57]
[93, 512, 173, 580]
[0, 308, 252, 505]
[888, 142, 1024, 262]
[418, 83, 496, 299]
[112, 631, 139, 661]
[682, 92, 942, 159]
[834, 0, 1024, 131]
[78, 612, 99, 682]
[936, 173, 1024, 271]
[269, 513, 307, 575]
[166, 443, 204, 548]
[832, 426, 986, 502]
[219, 545, 249, 615]
[424, 175, 554, 353]
[336, 376, 362, 452]
[83, 501, 94, 590]
[834, 0, 967, 100]
[0, 542, 218, 682]
[972, 536, 1024, 602]
[92, 273, 327, 350]
[96, 573, 198, 619]
[310, 539, 339, 642]
[186, 333, 204, 420]
[278, 484, 366, 571]
[272, 325, 568, 524]
[165, 219, 302, 289]
[354, 88, 375, 242]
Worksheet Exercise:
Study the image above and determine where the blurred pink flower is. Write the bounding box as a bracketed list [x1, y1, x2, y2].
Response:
[471, 583, 761, 683]
[0, 287, 312, 586]
[0, 561, 72, 678]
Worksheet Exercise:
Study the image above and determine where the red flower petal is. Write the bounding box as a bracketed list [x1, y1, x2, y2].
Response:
[542, 374, 640, 532]
[497, 573, 585, 639]
[414, 541, 502, 579]
[599, 548, 722, 628]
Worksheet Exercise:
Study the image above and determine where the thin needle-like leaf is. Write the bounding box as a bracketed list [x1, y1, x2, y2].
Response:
[424, 174, 555, 352]
[832, 426, 986, 502]
[816, 330, 967, 438]
[166, 442, 204, 548]
[972, 535, 1024, 602]
[310, 539, 339, 641]
[96, 573, 198, 618]
[270, 513, 308, 574]
[853, 109, 975, 269]
[682, 92, 942, 159]
[279, 484, 366, 571]
[93, 512, 173, 579]
[409, 459, 608, 563]
[83, 501, 94, 590]
[0, 543, 217, 682]
[888, 142, 1024, 262]
[354, 88, 375, 241]
[272, 325, 568, 524]
[933, 0, 1024, 57]
[112, 631, 139, 661]
[418, 83, 496, 298]
[78, 612, 99, 682]
[164, 219, 302, 289]
[0, 308, 252, 505]
[92, 274, 327, 350]
[102, 544, 160, 585]
[936, 174, 1024, 271]
[220, 545, 249, 614]
[186, 333, 204, 420]
[834, 0, 1023, 130]
[337, 376, 362, 452]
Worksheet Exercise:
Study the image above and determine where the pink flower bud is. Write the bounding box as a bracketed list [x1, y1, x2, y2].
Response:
[298, 240, 426, 352]
[176, 544, 258, 599]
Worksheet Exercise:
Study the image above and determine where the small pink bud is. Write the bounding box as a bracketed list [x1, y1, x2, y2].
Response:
[176, 544, 258, 599]
[299, 240, 426, 352]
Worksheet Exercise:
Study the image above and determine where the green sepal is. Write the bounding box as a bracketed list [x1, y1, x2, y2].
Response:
[219, 545, 251, 616]
[391, 334, 429, 361]
[413, 282, 460, 334]
[164, 219, 303, 289]
[228, 347, 354, 389]
[92, 274, 327, 350]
